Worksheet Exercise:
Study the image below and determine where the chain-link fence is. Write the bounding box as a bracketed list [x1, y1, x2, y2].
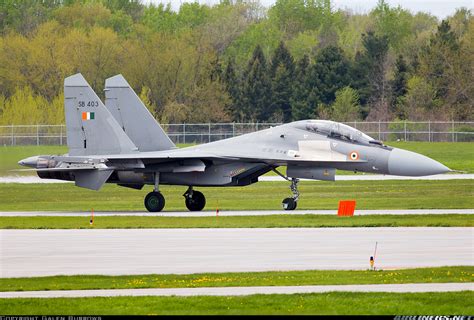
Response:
[1, 121, 473, 146]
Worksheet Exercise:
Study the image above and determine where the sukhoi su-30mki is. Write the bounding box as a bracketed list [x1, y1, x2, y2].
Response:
[19, 74, 451, 212]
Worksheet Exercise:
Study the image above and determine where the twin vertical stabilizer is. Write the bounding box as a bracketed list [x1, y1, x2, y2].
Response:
[105, 75, 176, 152]
[64, 74, 138, 156]
[64, 73, 175, 157]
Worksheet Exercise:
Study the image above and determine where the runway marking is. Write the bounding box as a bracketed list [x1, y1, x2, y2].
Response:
[0, 209, 472, 217]
[1, 228, 472, 278]
[0, 283, 472, 298]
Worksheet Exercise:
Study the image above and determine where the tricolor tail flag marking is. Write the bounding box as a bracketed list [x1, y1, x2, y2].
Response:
[82, 112, 95, 120]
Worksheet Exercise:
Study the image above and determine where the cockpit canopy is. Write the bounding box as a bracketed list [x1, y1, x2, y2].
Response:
[299, 120, 376, 145]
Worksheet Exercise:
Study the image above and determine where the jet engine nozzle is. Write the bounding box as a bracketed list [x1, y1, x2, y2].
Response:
[388, 148, 450, 176]
[18, 156, 50, 169]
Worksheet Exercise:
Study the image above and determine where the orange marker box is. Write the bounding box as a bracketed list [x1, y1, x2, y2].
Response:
[337, 200, 356, 216]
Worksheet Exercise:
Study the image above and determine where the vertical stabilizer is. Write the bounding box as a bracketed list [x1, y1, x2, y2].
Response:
[64, 73, 138, 156]
[105, 74, 176, 152]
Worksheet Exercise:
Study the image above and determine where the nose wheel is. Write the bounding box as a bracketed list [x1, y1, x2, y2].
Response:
[183, 187, 206, 211]
[271, 168, 300, 211]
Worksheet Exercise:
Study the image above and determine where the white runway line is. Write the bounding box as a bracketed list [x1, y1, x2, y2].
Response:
[1, 283, 472, 298]
[0, 227, 472, 278]
[0, 209, 472, 217]
[0, 173, 472, 184]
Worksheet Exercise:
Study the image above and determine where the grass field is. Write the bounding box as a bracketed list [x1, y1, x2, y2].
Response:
[0, 267, 471, 292]
[0, 214, 472, 229]
[0, 179, 472, 211]
[1, 291, 472, 315]
[1, 141, 473, 175]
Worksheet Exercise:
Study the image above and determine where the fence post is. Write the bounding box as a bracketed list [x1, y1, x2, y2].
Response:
[428, 121, 431, 142]
[232, 122, 235, 137]
[208, 123, 211, 143]
[404, 121, 407, 141]
[10, 125, 14, 146]
[452, 120, 455, 142]
[183, 123, 186, 145]
[60, 125, 63, 145]
[378, 120, 381, 141]
[36, 125, 39, 146]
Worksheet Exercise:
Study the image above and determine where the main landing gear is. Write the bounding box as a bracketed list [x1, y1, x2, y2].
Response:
[272, 168, 300, 211]
[144, 173, 165, 212]
[143, 174, 207, 212]
[183, 186, 206, 211]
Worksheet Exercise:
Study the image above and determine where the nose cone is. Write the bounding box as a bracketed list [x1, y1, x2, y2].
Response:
[18, 156, 40, 168]
[388, 148, 450, 176]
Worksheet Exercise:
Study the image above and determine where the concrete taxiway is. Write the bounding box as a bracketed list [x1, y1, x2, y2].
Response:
[0, 209, 472, 217]
[1, 283, 472, 298]
[1, 227, 472, 278]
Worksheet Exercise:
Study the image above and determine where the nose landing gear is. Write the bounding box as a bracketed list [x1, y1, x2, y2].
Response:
[183, 186, 206, 211]
[282, 178, 299, 210]
[271, 168, 300, 211]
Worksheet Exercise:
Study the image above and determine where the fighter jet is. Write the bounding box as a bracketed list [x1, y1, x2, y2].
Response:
[18, 73, 451, 212]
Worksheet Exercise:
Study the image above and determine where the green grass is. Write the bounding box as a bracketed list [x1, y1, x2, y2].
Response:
[0, 267, 471, 292]
[1, 292, 472, 315]
[0, 180, 472, 211]
[2, 142, 473, 176]
[0, 214, 472, 229]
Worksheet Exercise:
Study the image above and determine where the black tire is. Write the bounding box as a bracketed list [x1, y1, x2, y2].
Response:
[282, 197, 297, 210]
[185, 191, 206, 211]
[144, 192, 165, 212]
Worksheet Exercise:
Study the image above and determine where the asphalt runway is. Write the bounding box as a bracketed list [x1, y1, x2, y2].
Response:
[0, 209, 472, 217]
[1, 283, 472, 298]
[1, 228, 472, 278]
[0, 173, 472, 184]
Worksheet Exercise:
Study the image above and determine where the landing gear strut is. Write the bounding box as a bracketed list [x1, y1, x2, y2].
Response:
[144, 172, 165, 212]
[272, 168, 299, 211]
[183, 186, 206, 211]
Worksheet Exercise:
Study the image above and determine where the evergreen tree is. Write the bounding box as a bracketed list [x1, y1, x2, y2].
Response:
[420, 20, 460, 100]
[291, 54, 312, 120]
[306, 45, 352, 117]
[240, 45, 272, 121]
[223, 57, 241, 120]
[269, 41, 295, 122]
[352, 31, 389, 118]
[390, 54, 408, 116]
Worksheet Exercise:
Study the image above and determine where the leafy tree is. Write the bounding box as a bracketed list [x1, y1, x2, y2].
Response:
[330, 86, 361, 121]
[371, 0, 412, 50]
[397, 76, 440, 120]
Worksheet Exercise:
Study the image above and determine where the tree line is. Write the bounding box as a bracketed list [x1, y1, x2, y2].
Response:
[0, 0, 472, 125]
